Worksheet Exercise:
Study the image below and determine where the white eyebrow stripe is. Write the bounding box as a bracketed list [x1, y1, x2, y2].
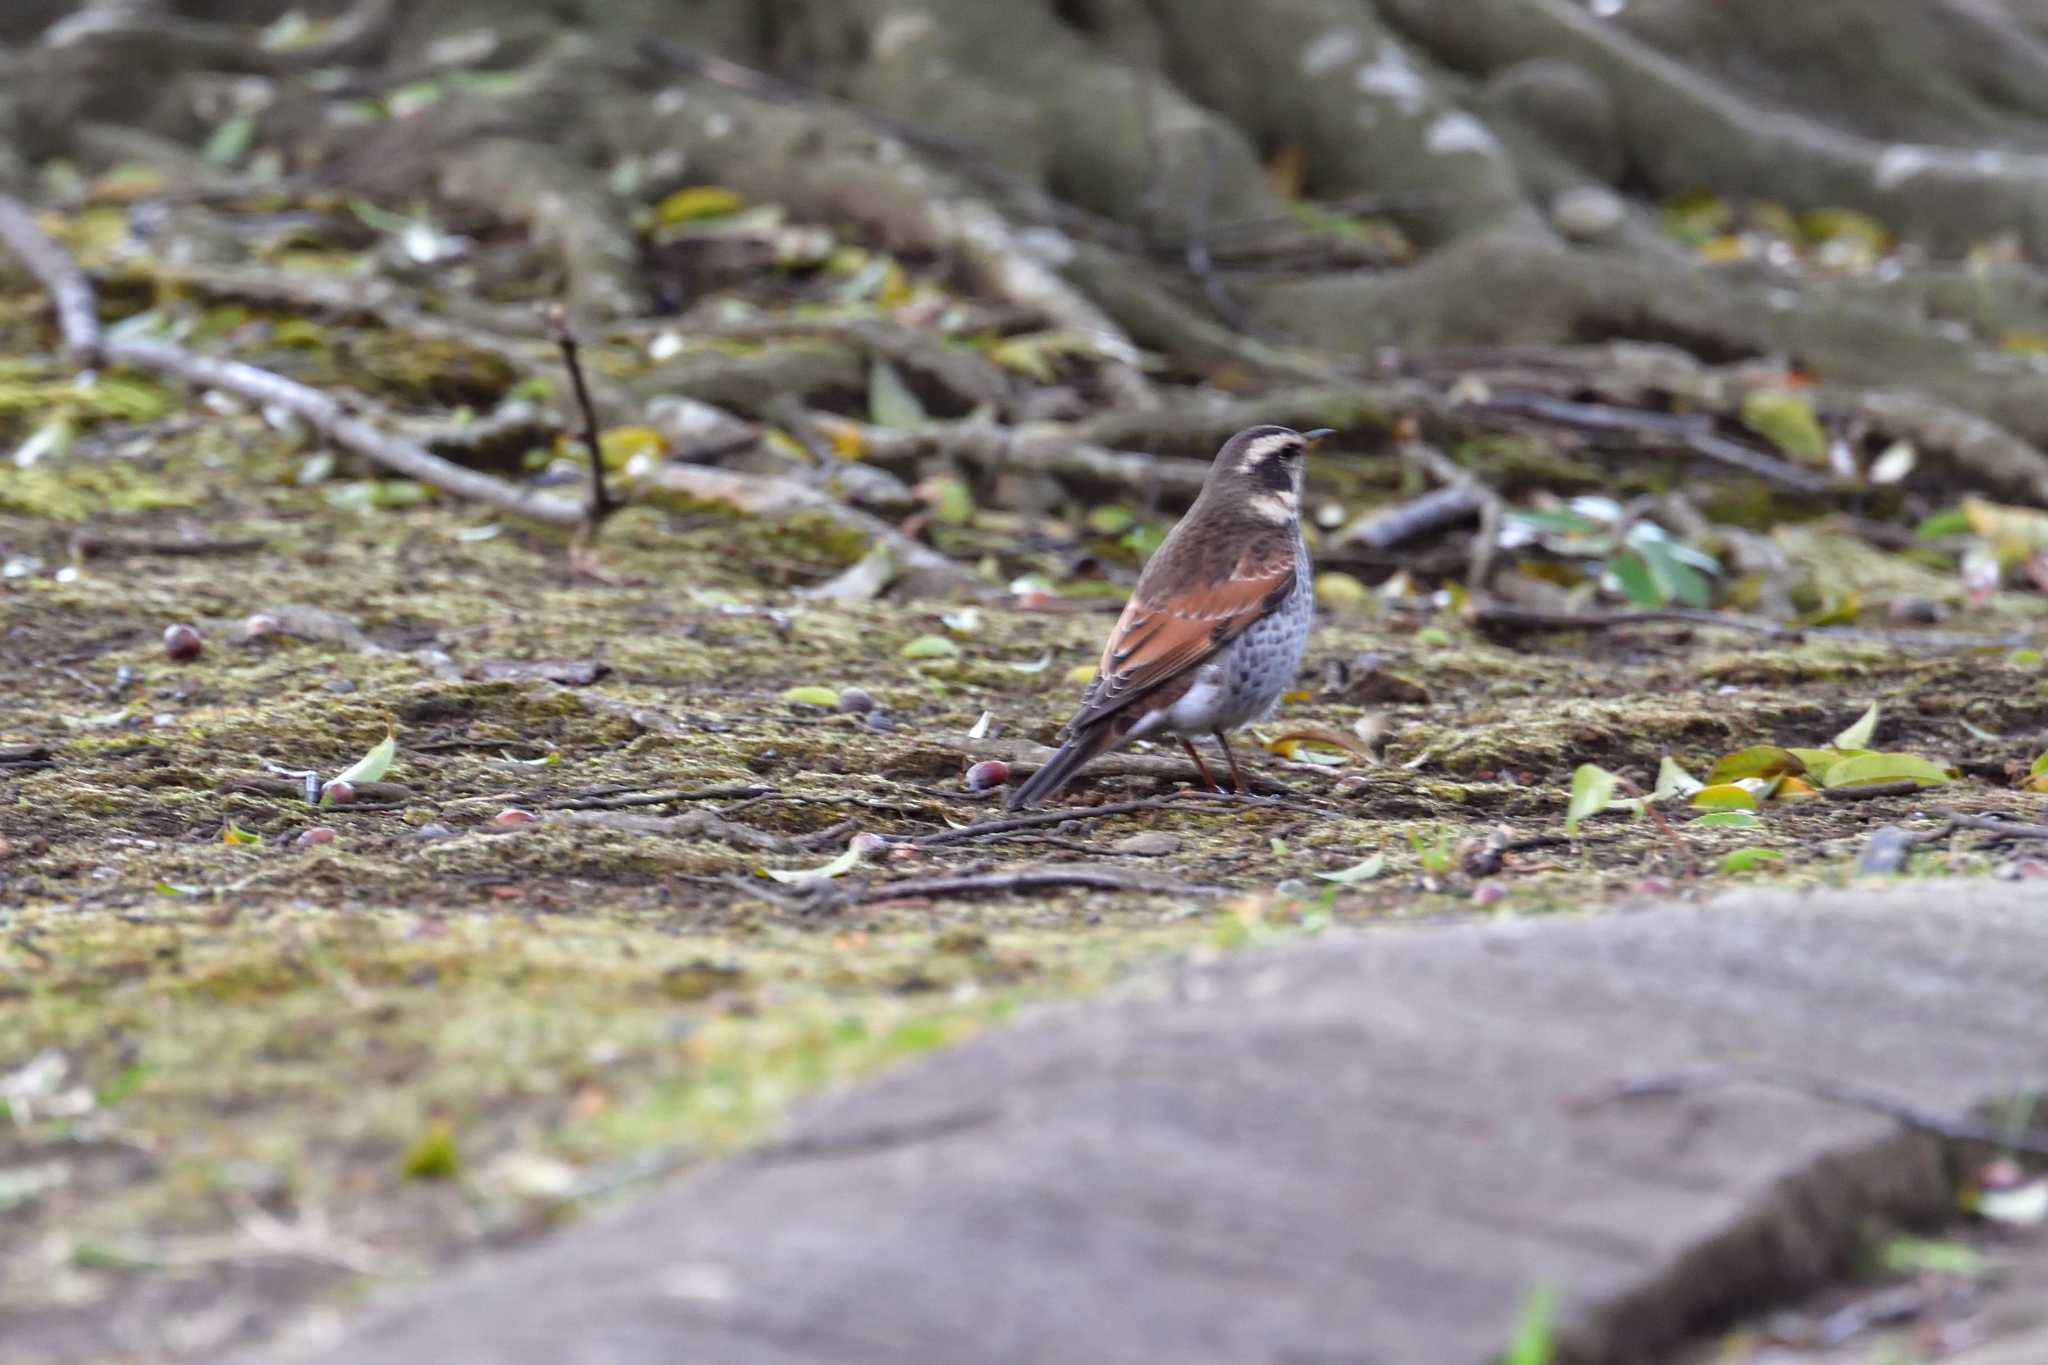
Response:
[1235, 433, 1299, 472]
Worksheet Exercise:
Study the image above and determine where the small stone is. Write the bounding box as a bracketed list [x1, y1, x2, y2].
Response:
[850, 832, 891, 859]
[243, 613, 281, 640]
[493, 808, 538, 826]
[837, 687, 876, 714]
[964, 760, 1011, 793]
[1887, 596, 1950, 624]
[414, 822, 456, 840]
[321, 779, 357, 805]
[296, 827, 338, 847]
[1855, 826, 1914, 877]
[1114, 831, 1181, 857]
[322, 678, 357, 695]
[862, 710, 896, 733]
[1550, 185, 1625, 241]
[162, 623, 204, 661]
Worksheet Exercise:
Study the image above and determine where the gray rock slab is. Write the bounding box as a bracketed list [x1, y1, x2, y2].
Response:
[271, 884, 2048, 1365]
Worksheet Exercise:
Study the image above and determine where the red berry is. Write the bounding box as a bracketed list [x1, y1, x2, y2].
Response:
[321, 779, 358, 805]
[296, 826, 337, 846]
[964, 760, 1011, 792]
[163, 623, 204, 660]
[493, 808, 538, 826]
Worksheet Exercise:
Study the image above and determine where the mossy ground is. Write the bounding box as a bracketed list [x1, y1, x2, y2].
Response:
[4, 298, 2048, 1362]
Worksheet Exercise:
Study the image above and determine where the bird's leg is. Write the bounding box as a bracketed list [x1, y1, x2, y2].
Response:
[1215, 730, 1250, 795]
[1177, 737, 1224, 794]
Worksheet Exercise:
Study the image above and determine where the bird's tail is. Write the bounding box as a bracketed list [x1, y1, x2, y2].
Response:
[1006, 720, 1124, 809]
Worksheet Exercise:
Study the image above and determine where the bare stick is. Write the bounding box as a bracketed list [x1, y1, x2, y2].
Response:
[845, 864, 1225, 904]
[549, 309, 617, 533]
[110, 337, 586, 525]
[0, 194, 101, 364]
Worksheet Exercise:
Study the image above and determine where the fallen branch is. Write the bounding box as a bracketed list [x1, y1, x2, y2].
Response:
[1334, 486, 1483, 551]
[549, 311, 618, 538]
[1469, 392, 1836, 495]
[844, 863, 1225, 904]
[0, 194, 100, 363]
[915, 793, 1247, 848]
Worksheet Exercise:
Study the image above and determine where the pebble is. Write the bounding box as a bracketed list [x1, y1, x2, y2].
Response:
[964, 760, 1011, 793]
[836, 687, 875, 714]
[322, 678, 357, 695]
[414, 822, 456, 840]
[296, 827, 337, 847]
[1550, 185, 1625, 241]
[493, 808, 538, 826]
[243, 613, 281, 640]
[1114, 831, 1181, 857]
[162, 623, 204, 661]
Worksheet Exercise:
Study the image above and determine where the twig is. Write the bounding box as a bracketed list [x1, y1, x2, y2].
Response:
[1336, 486, 1483, 551]
[1913, 812, 2048, 844]
[69, 532, 267, 559]
[1472, 602, 2039, 652]
[0, 194, 101, 364]
[1569, 1064, 2048, 1158]
[550, 310, 617, 535]
[1470, 392, 1836, 495]
[915, 794, 1241, 848]
[843, 863, 1226, 904]
[1616, 775, 1698, 876]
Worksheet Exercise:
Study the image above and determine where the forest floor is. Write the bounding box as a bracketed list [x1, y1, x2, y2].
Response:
[6, 392, 2048, 1359]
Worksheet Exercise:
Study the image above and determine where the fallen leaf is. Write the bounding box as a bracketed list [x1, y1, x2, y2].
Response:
[323, 727, 396, 803]
[474, 659, 610, 686]
[781, 686, 841, 707]
[1705, 746, 1805, 785]
[1691, 784, 1759, 811]
[1719, 846, 1784, 874]
[1316, 853, 1386, 884]
[1566, 763, 1617, 835]
[1821, 753, 1951, 788]
[1741, 389, 1829, 465]
[1833, 701, 1880, 750]
[899, 635, 960, 660]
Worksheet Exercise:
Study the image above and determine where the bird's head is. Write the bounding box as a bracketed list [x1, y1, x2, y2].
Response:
[1209, 424, 1335, 524]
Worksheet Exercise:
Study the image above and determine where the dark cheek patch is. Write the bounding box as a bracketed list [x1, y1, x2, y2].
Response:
[1253, 453, 1295, 492]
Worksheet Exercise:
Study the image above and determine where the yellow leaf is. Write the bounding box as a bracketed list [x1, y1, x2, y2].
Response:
[1699, 233, 1753, 264]
[1740, 389, 1829, 465]
[1066, 664, 1098, 686]
[657, 186, 744, 224]
[1691, 784, 1758, 810]
[810, 414, 866, 459]
[596, 425, 668, 470]
[1775, 776, 1819, 800]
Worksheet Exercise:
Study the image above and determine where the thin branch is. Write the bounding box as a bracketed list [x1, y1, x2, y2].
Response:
[549, 309, 618, 534]
[914, 794, 1244, 848]
[843, 863, 1226, 904]
[1470, 392, 1836, 495]
[0, 193, 101, 363]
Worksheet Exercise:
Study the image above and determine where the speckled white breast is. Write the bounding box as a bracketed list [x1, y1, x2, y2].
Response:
[1163, 539, 1313, 736]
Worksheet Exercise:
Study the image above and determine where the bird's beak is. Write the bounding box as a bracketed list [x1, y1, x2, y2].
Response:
[1303, 428, 1336, 448]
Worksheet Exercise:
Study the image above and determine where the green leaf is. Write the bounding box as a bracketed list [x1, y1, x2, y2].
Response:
[2031, 750, 2048, 778]
[1315, 853, 1386, 885]
[1607, 550, 1662, 606]
[899, 635, 961, 660]
[781, 686, 842, 706]
[1504, 1286, 1557, 1365]
[12, 415, 73, 469]
[1914, 507, 1971, 540]
[867, 359, 928, 429]
[763, 840, 870, 884]
[1785, 747, 1862, 782]
[1636, 536, 1712, 609]
[1086, 505, 1135, 535]
[1651, 756, 1703, 800]
[222, 820, 261, 846]
[1719, 846, 1785, 874]
[154, 880, 204, 897]
[203, 113, 257, 167]
[1691, 784, 1759, 811]
[400, 1121, 460, 1180]
[323, 727, 396, 803]
[1820, 752, 1950, 788]
[1833, 701, 1879, 750]
[1705, 746, 1804, 785]
[1565, 763, 1618, 835]
[656, 185, 744, 224]
[1740, 389, 1828, 465]
[1691, 810, 1761, 829]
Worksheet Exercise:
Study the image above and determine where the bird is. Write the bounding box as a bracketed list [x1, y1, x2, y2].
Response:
[1007, 424, 1333, 810]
